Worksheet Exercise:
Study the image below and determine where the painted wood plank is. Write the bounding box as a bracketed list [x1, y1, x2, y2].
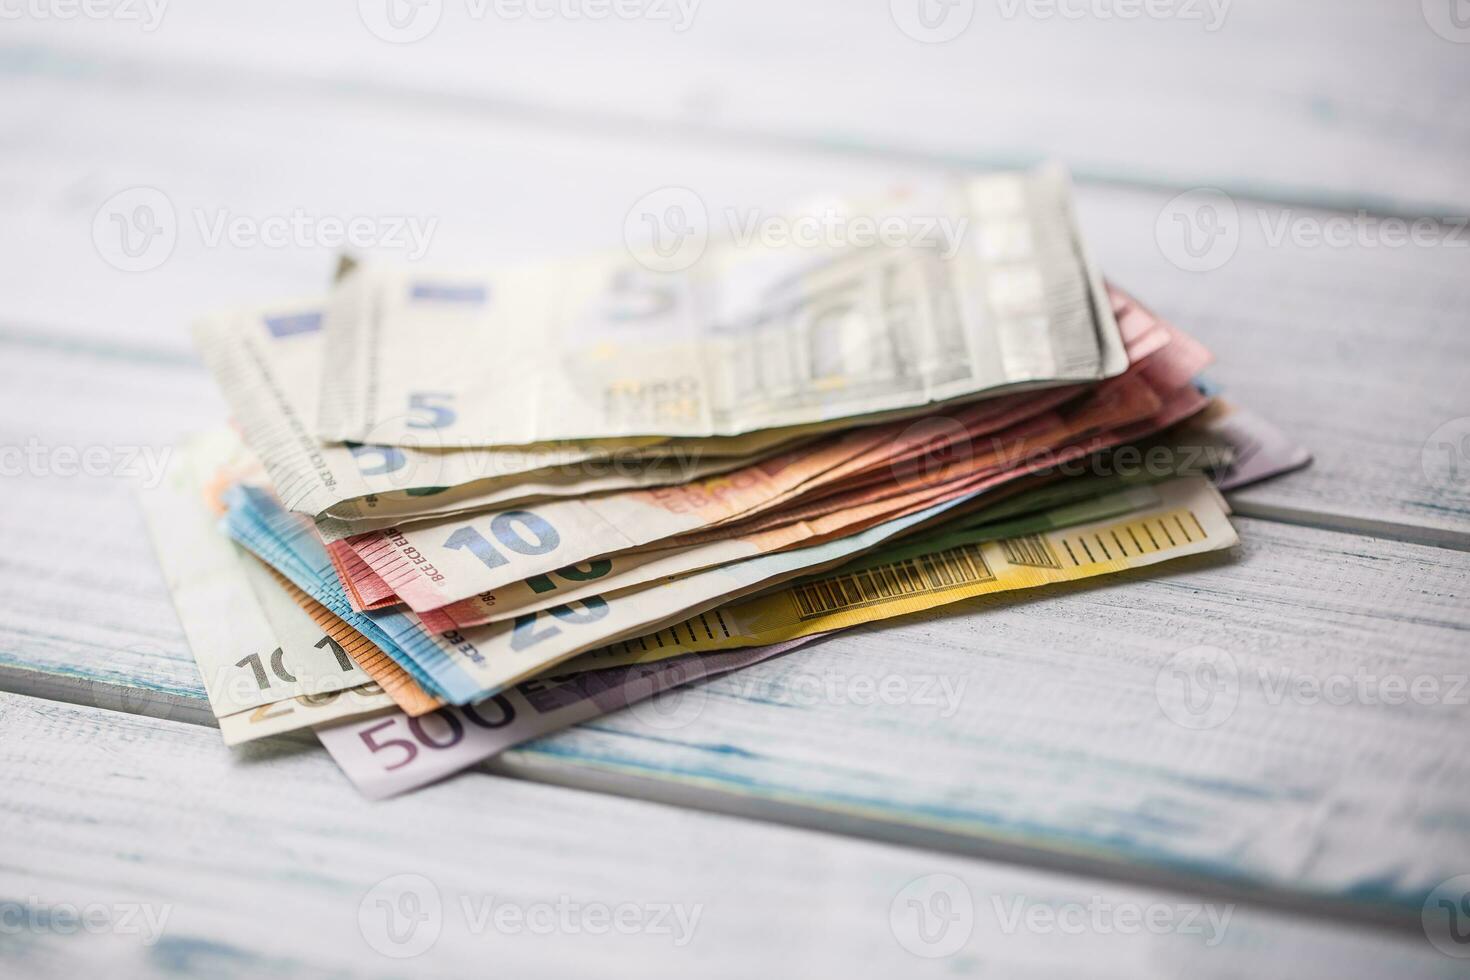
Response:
[5, 0, 1469, 214]
[2, 691, 1461, 978]
[1073, 186, 1470, 547]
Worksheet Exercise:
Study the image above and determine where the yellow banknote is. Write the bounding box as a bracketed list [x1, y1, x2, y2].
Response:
[564, 477, 1235, 671]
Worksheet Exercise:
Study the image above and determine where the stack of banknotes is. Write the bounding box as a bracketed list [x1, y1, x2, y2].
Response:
[141, 167, 1310, 798]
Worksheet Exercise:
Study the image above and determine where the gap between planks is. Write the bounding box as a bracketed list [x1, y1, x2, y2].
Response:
[5, 39, 1462, 223]
[0, 669, 1430, 941]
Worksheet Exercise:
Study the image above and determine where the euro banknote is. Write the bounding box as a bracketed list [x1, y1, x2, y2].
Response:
[314, 167, 1126, 448]
[256, 563, 443, 717]
[334, 350, 1180, 616]
[339, 307, 1204, 621]
[315, 638, 822, 799]
[564, 477, 1235, 672]
[411, 371, 1173, 632]
[390, 377, 1213, 695]
[333, 415, 928, 612]
[222, 463, 994, 703]
[221, 484, 485, 703]
[216, 682, 397, 747]
[1180, 397, 1313, 490]
[193, 299, 762, 524]
[138, 434, 375, 719]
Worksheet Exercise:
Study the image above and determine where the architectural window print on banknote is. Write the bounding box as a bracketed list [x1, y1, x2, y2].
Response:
[314, 167, 1125, 448]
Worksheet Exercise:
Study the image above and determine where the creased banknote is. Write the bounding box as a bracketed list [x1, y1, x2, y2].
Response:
[193, 299, 754, 523]
[257, 563, 443, 717]
[411, 372, 1168, 632]
[138, 433, 375, 719]
[315, 167, 1126, 447]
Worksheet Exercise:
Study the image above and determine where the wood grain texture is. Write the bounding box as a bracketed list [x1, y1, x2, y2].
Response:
[1, 691, 1461, 979]
[5, 0, 1469, 214]
[1075, 187, 1470, 547]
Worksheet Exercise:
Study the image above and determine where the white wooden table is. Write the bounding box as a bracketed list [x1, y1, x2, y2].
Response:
[2, 4, 1468, 976]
